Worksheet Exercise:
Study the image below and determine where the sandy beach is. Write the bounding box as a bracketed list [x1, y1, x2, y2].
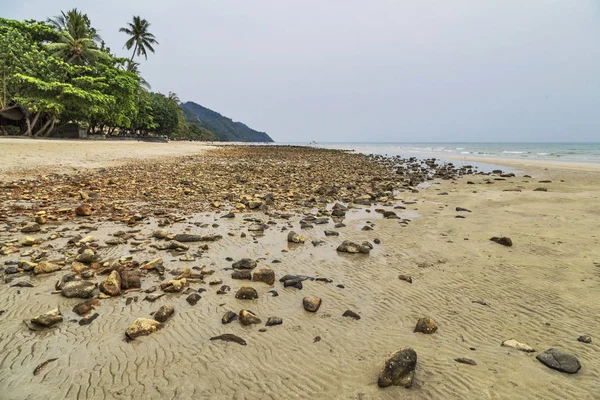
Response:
[0, 140, 598, 400]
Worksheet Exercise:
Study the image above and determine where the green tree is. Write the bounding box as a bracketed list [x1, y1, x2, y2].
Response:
[46, 30, 107, 64]
[119, 16, 158, 62]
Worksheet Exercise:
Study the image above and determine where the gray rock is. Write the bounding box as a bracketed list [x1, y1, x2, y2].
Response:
[232, 258, 257, 270]
[153, 305, 175, 322]
[222, 310, 238, 324]
[536, 348, 581, 374]
[61, 280, 96, 298]
[266, 317, 283, 326]
[337, 240, 371, 254]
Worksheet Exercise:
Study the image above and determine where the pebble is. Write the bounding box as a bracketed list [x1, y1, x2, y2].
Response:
[577, 335, 592, 344]
[303, 296, 322, 312]
[490, 237, 513, 247]
[342, 310, 361, 320]
[265, 317, 283, 326]
[414, 318, 438, 334]
[222, 311, 238, 324]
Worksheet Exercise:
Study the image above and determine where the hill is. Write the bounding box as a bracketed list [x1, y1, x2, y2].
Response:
[180, 101, 273, 142]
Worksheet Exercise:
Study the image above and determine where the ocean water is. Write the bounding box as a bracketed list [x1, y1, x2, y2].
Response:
[305, 142, 600, 164]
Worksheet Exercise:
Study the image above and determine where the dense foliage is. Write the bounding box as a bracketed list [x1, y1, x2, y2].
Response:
[180, 101, 273, 142]
[0, 10, 211, 139]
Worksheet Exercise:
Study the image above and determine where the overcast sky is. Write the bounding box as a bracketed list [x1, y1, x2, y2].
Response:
[5, 0, 600, 142]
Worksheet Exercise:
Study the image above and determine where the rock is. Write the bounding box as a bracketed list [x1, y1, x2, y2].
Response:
[31, 309, 63, 327]
[173, 233, 222, 242]
[456, 207, 471, 212]
[79, 313, 99, 326]
[311, 240, 326, 246]
[75, 204, 92, 216]
[153, 229, 169, 239]
[287, 231, 305, 244]
[99, 270, 121, 296]
[578, 335, 592, 344]
[303, 296, 322, 312]
[266, 317, 283, 326]
[55, 273, 79, 290]
[125, 318, 163, 340]
[120, 270, 141, 290]
[239, 309, 262, 325]
[454, 357, 477, 365]
[536, 348, 581, 374]
[209, 278, 223, 285]
[33, 261, 61, 275]
[216, 285, 230, 294]
[398, 275, 412, 283]
[235, 286, 258, 300]
[72, 298, 100, 315]
[267, 290, 279, 297]
[377, 348, 417, 388]
[35, 215, 47, 224]
[252, 268, 275, 285]
[324, 230, 339, 237]
[283, 279, 303, 289]
[161, 278, 188, 293]
[61, 280, 96, 298]
[10, 277, 35, 288]
[342, 310, 361, 320]
[414, 318, 438, 334]
[210, 334, 247, 346]
[21, 223, 41, 233]
[140, 258, 165, 274]
[232, 258, 257, 270]
[186, 293, 201, 305]
[153, 305, 175, 322]
[383, 211, 398, 219]
[490, 237, 513, 247]
[21, 236, 38, 246]
[76, 249, 96, 264]
[144, 293, 165, 302]
[222, 310, 238, 324]
[337, 240, 371, 254]
[232, 270, 252, 280]
[501, 339, 535, 352]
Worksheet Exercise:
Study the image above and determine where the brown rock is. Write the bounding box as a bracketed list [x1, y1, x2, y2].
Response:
[414, 317, 438, 334]
[153, 305, 175, 323]
[125, 318, 163, 340]
[232, 270, 252, 280]
[99, 270, 121, 296]
[377, 348, 417, 388]
[120, 270, 141, 290]
[239, 309, 262, 325]
[252, 268, 275, 285]
[75, 204, 92, 216]
[235, 286, 258, 300]
[33, 261, 62, 275]
[303, 296, 322, 312]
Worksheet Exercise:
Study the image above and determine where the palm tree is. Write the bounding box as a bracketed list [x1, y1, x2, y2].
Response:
[168, 91, 180, 104]
[120, 16, 158, 62]
[46, 30, 107, 65]
[47, 8, 101, 43]
[126, 61, 151, 90]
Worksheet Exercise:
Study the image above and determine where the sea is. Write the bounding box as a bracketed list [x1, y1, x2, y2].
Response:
[282, 142, 600, 173]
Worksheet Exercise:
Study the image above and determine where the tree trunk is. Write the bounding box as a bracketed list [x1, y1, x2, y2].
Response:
[44, 119, 56, 137]
[34, 118, 52, 136]
[26, 112, 41, 137]
[130, 43, 138, 62]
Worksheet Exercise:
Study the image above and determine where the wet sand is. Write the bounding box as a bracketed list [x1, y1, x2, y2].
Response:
[0, 142, 599, 399]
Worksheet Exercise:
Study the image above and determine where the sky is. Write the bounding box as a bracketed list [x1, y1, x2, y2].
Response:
[5, 0, 600, 142]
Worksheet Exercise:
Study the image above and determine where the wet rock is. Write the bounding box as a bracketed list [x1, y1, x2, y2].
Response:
[79, 313, 99, 326]
[324, 230, 339, 237]
[303, 296, 322, 312]
[141, 258, 165, 275]
[125, 318, 163, 340]
[144, 293, 165, 302]
[235, 286, 258, 300]
[311, 240, 326, 247]
[31, 309, 63, 327]
[534, 187, 548, 192]
[161, 278, 188, 293]
[501, 339, 535, 352]
[174, 233, 222, 243]
[76, 249, 96, 264]
[414, 318, 438, 334]
[153, 229, 169, 239]
[10, 277, 35, 288]
[232, 258, 257, 270]
[337, 240, 371, 254]
[266, 317, 283, 326]
[209, 278, 223, 285]
[120, 270, 141, 290]
[398, 275, 412, 283]
[55, 273, 79, 290]
[490, 237, 513, 247]
[75, 204, 92, 216]
[100, 270, 121, 296]
[21, 236, 38, 246]
[383, 211, 398, 219]
[21, 223, 41, 233]
[72, 298, 100, 315]
[454, 357, 477, 365]
[377, 347, 417, 388]
[239, 309, 262, 325]
[287, 231, 305, 244]
[578, 335, 592, 344]
[283, 279, 303, 289]
[210, 334, 247, 346]
[33, 261, 61, 275]
[252, 268, 275, 285]
[267, 290, 279, 297]
[154, 305, 175, 322]
[456, 207, 471, 212]
[232, 270, 252, 280]
[314, 217, 329, 225]
[222, 310, 238, 324]
[536, 348, 581, 374]
[186, 293, 202, 305]
[342, 310, 361, 320]
[216, 285, 230, 295]
[61, 280, 96, 298]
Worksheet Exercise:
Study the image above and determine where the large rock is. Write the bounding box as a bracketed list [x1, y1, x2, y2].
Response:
[153, 305, 175, 323]
[31, 309, 63, 327]
[235, 286, 258, 300]
[100, 270, 122, 296]
[239, 309, 262, 325]
[414, 318, 438, 334]
[120, 270, 141, 290]
[232, 258, 257, 270]
[76, 249, 96, 264]
[75, 204, 92, 216]
[377, 348, 417, 388]
[34, 261, 62, 275]
[125, 318, 163, 340]
[55, 273, 79, 290]
[141, 258, 165, 274]
[536, 348, 581, 374]
[303, 296, 322, 312]
[287, 231, 305, 244]
[337, 240, 371, 254]
[232, 270, 252, 280]
[252, 268, 275, 285]
[21, 223, 41, 233]
[61, 280, 96, 298]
